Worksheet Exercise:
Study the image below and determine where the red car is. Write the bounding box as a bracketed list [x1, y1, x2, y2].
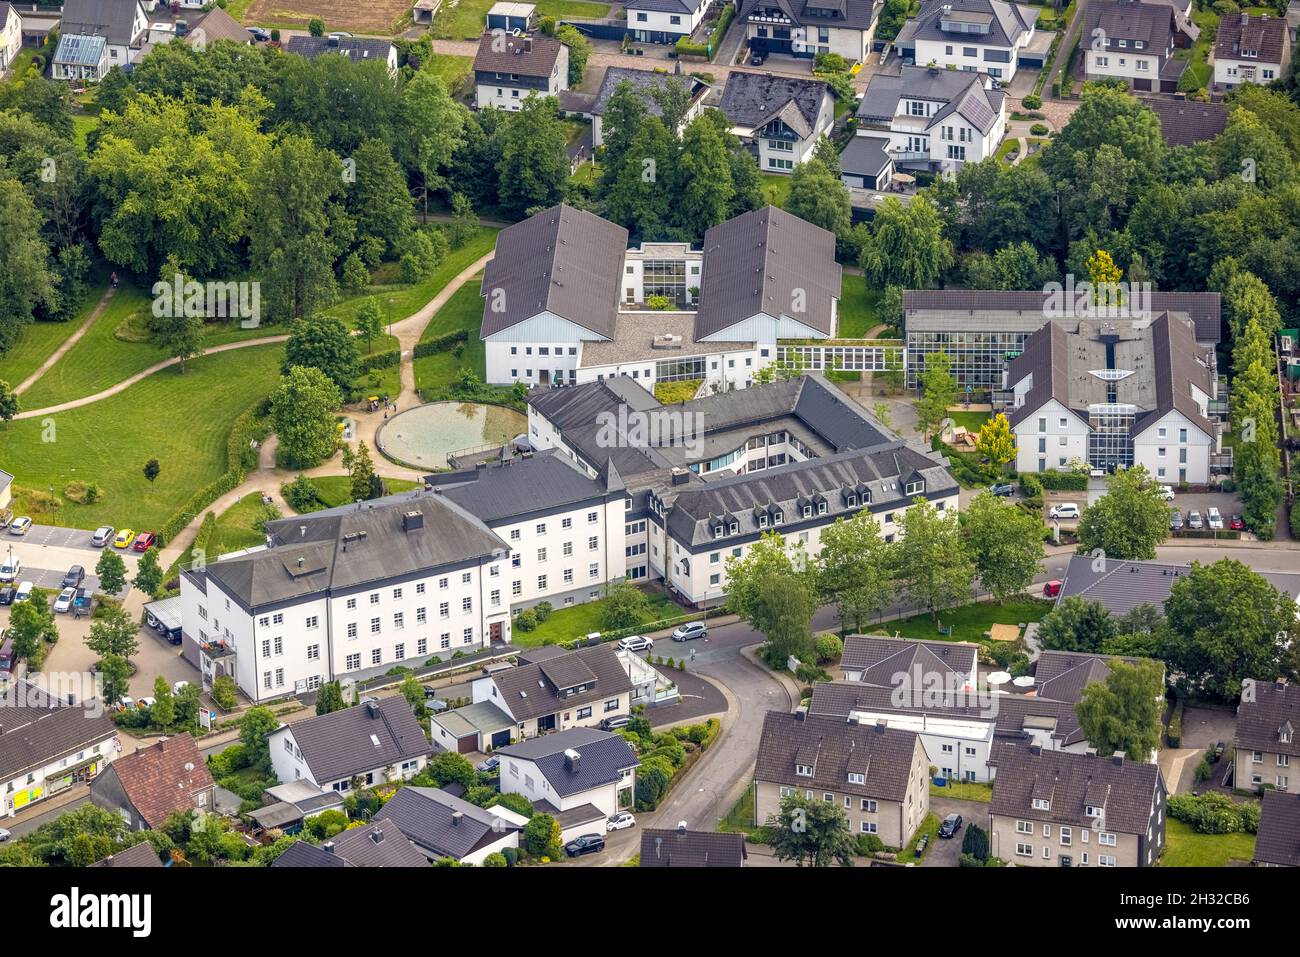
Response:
[1229, 515, 1245, 531]
[1042, 580, 1063, 598]
[132, 532, 157, 552]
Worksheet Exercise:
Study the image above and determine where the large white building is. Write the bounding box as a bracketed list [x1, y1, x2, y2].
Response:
[480, 204, 842, 391]
[737, 0, 881, 62]
[1005, 312, 1221, 483]
[896, 0, 1039, 82]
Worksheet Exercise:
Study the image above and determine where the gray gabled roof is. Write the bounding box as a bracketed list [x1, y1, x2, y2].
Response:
[0, 680, 118, 784]
[60, 0, 146, 46]
[1083, 0, 1183, 48]
[270, 840, 352, 868]
[840, 635, 979, 685]
[840, 135, 893, 178]
[590, 67, 708, 119]
[429, 449, 625, 524]
[896, 0, 1035, 48]
[857, 66, 1003, 135]
[327, 821, 431, 867]
[489, 644, 634, 723]
[695, 206, 841, 339]
[739, 0, 880, 31]
[1235, 680, 1300, 759]
[1254, 789, 1300, 866]
[1033, 649, 1163, 704]
[285, 35, 396, 64]
[374, 786, 523, 860]
[472, 30, 562, 77]
[1215, 12, 1290, 62]
[754, 711, 922, 802]
[640, 827, 748, 866]
[1140, 97, 1227, 148]
[90, 841, 164, 868]
[497, 727, 640, 797]
[480, 204, 628, 339]
[283, 697, 435, 784]
[719, 70, 832, 136]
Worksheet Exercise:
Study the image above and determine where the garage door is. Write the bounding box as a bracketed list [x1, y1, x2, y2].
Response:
[1133, 78, 1152, 92]
[457, 734, 476, 754]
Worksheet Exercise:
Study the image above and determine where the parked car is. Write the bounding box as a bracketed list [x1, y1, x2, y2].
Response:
[606, 812, 636, 831]
[0, 586, 13, 605]
[600, 714, 631, 731]
[1169, 508, 1184, 531]
[1042, 579, 1062, 598]
[8, 516, 32, 536]
[247, 26, 270, 41]
[62, 565, 85, 588]
[749, 48, 767, 65]
[476, 756, 500, 774]
[1230, 514, 1245, 531]
[53, 587, 76, 613]
[1187, 510, 1203, 529]
[0, 827, 10, 843]
[14, 581, 33, 603]
[172, 680, 191, 695]
[989, 483, 1014, 497]
[1207, 507, 1223, 530]
[617, 635, 653, 652]
[564, 834, 606, 857]
[1048, 503, 1080, 520]
[137, 696, 156, 709]
[1157, 485, 1175, 502]
[132, 532, 157, 552]
[1214, 741, 1225, 762]
[671, 621, 707, 642]
[938, 813, 964, 838]
[73, 587, 92, 615]
[113, 528, 135, 548]
[117, 697, 136, 712]
[91, 526, 115, 547]
[0, 554, 20, 583]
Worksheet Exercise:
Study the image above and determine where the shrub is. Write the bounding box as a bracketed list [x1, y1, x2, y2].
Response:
[1036, 469, 1088, 491]
[1168, 792, 1256, 834]
[961, 823, 990, 860]
[211, 675, 237, 711]
[501, 846, 520, 866]
[514, 608, 538, 632]
[283, 475, 323, 512]
[534, 601, 553, 622]
[813, 632, 843, 663]
[1194, 759, 1213, 782]
[856, 833, 884, 855]
[523, 814, 562, 858]
[1018, 472, 1043, 497]
[63, 481, 104, 504]
[482, 851, 507, 867]
[1166, 698, 1184, 748]
[1030, 123, 1050, 136]
[1021, 94, 1042, 109]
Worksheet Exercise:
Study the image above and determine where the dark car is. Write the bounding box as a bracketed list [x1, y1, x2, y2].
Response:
[1169, 508, 1184, 531]
[1213, 741, 1225, 762]
[247, 26, 271, 41]
[476, 756, 500, 774]
[564, 833, 606, 857]
[600, 714, 631, 731]
[938, 813, 963, 838]
[62, 565, 85, 589]
[990, 483, 1014, 497]
[0, 586, 14, 606]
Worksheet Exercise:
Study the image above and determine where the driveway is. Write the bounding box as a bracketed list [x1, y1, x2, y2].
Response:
[921, 796, 986, 867]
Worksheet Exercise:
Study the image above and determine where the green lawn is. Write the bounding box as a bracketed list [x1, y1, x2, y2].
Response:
[838, 278, 882, 338]
[719, 783, 764, 836]
[946, 410, 991, 433]
[425, 54, 474, 95]
[0, 344, 284, 531]
[888, 597, 1053, 646]
[303, 475, 423, 510]
[1160, 820, 1256, 867]
[1173, 11, 1218, 91]
[512, 591, 686, 647]
[930, 780, 993, 803]
[760, 173, 792, 208]
[414, 281, 486, 393]
[19, 281, 287, 410]
[433, 0, 609, 38]
[203, 492, 275, 556]
[904, 812, 941, 860]
[536, 0, 610, 17]
[71, 113, 100, 151]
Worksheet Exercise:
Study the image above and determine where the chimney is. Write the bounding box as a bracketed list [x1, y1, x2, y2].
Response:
[671, 467, 689, 486]
[323, 841, 336, 854]
[366, 699, 380, 718]
[1029, 744, 1042, 756]
[1241, 12, 1249, 25]
[677, 821, 688, 835]
[793, 707, 806, 721]
[1112, 752, 1125, 767]
[564, 748, 581, 773]
[875, 720, 887, 734]
[1276, 678, 1289, 690]
[402, 510, 424, 532]
[452, 810, 464, 827]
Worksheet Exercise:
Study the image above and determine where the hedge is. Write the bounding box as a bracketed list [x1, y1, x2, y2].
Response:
[1167, 697, 1184, 748]
[412, 329, 469, 358]
[1036, 470, 1088, 491]
[707, 2, 735, 55]
[356, 348, 400, 372]
[674, 38, 708, 57]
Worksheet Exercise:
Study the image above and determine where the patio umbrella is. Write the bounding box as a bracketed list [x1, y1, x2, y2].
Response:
[892, 172, 916, 184]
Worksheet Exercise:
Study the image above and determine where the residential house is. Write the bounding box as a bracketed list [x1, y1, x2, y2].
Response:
[1, 679, 120, 819]
[1214, 12, 1291, 89]
[185, 6, 254, 46]
[1004, 312, 1222, 483]
[718, 71, 834, 172]
[640, 824, 748, 865]
[267, 697, 435, 792]
[1056, 554, 1300, 617]
[270, 840, 352, 867]
[854, 64, 1007, 173]
[988, 743, 1167, 866]
[247, 780, 346, 835]
[738, 0, 881, 62]
[90, 734, 215, 831]
[902, 289, 1222, 393]
[90, 841, 164, 867]
[896, 0, 1039, 82]
[839, 635, 979, 689]
[53, 0, 149, 81]
[1031, 650, 1165, 709]
[373, 786, 529, 864]
[754, 710, 931, 847]
[470, 643, 634, 739]
[479, 203, 842, 389]
[1253, 789, 1300, 866]
[472, 31, 567, 112]
[1082, 0, 1196, 93]
[1141, 97, 1228, 147]
[0, 2, 21, 74]
[588, 66, 709, 148]
[496, 727, 639, 839]
[627, 0, 715, 45]
[430, 699, 517, 754]
[838, 134, 895, 190]
[1234, 678, 1298, 794]
[323, 821, 432, 866]
[284, 35, 399, 74]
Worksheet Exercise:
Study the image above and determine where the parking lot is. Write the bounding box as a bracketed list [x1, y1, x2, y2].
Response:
[5, 522, 110, 553]
[1041, 483, 1245, 535]
[0, 564, 103, 597]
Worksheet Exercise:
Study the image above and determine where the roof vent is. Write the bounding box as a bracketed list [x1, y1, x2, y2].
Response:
[369, 828, 385, 845]
[402, 510, 424, 532]
[452, 810, 464, 826]
[564, 748, 582, 773]
[323, 841, 335, 854]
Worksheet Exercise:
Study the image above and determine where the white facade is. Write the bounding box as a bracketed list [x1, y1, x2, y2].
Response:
[864, 82, 1006, 168]
[1085, 46, 1167, 85]
[1, 729, 119, 819]
[0, 4, 20, 73]
[1132, 410, 1213, 486]
[913, 26, 1032, 81]
[627, 0, 713, 42]
[474, 44, 569, 112]
[499, 755, 634, 820]
[1013, 399, 1091, 475]
[268, 724, 428, 792]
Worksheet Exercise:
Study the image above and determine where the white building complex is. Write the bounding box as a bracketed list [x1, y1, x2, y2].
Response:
[480, 203, 842, 391]
[896, 0, 1042, 82]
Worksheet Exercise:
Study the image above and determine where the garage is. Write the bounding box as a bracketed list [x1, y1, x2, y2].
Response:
[429, 701, 517, 754]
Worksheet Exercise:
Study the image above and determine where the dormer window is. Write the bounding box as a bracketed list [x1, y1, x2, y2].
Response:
[712, 525, 723, 539]
[1086, 805, 1104, 817]
[1282, 726, 1294, 745]
[905, 480, 924, 496]
[847, 772, 865, 784]
[817, 501, 828, 515]
[772, 511, 783, 525]
[1032, 798, 1050, 811]
[759, 515, 769, 527]
[795, 764, 813, 777]
[802, 505, 812, 518]
[846, 493, 857, 506]
[728, 522, 739, 535]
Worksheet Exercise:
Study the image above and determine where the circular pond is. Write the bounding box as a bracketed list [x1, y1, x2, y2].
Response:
[376, 401, 526, 469]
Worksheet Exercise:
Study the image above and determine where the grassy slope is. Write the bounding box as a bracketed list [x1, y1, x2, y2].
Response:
[0, 270, 111, 388]
[512, 592, 683, 647]
[1, 344, 284, 531]
[413, 281, 486, 391]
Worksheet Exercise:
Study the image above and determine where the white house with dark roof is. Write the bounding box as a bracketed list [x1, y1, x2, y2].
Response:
[284, 35, 398, 74]
[1234, 679, 1299, 794]
[373, 785, 529, 864]
[718, 70, 834, 172]
[896, 0, 1038, 81]
[480, 203, 841, 391]
[588, 67, 709, 148]
[1082, 0, 1195, 92]
[626, 0, 715, 45]
[738, 0, 881, 61]
[472, 30, 567, 111]
[854, 65, 1006, 171]
[1214, 12, 1291, 89]
[267, 696, 435, 792]
[496, 727, 639, 837]
[52, 0, 148, 81]
[0, 2, 21, 74]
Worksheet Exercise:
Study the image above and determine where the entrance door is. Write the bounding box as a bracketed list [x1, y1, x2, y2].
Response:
[539, 369, 550, 386]
[490, 621, 504, 644]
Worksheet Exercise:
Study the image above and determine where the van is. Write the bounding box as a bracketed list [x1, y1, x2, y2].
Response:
[0, 554, 20, 583]
[13, 581, 33, 603]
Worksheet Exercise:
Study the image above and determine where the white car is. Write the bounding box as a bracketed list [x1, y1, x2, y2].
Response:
[607, 812, 636, 831]
[53, 587, 76, 613]
[13, 580, 33, 603]
[0, 554, 20, 583]
[1207, 507, 1223, 530]
[617, 635, 653, 653]
[117, 697, 136, 711]
[137, 696, 157, 709]
[173, 680, 192, 695]
[0, 827, 11, 843]
[1187, 510, 1204, 529]
[1048, 503, 1080, 520]
[1157, 485, 1175, 502]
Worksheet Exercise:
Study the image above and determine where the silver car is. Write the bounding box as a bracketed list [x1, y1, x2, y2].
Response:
[1187, 510, 1203, 529]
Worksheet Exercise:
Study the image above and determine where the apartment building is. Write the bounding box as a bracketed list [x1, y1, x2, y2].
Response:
[472, 30, 568, 111]
[1234, 679, 1298, 794]
[738, 0, 881, 62]
[896, 0, 1039, 82]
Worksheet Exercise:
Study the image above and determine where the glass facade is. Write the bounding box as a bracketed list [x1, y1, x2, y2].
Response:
[906, 329, 1032, 391]
[1087, 405, 1136, 470]
[643, 260, 688, 306]
[655, 355, 708, 382]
